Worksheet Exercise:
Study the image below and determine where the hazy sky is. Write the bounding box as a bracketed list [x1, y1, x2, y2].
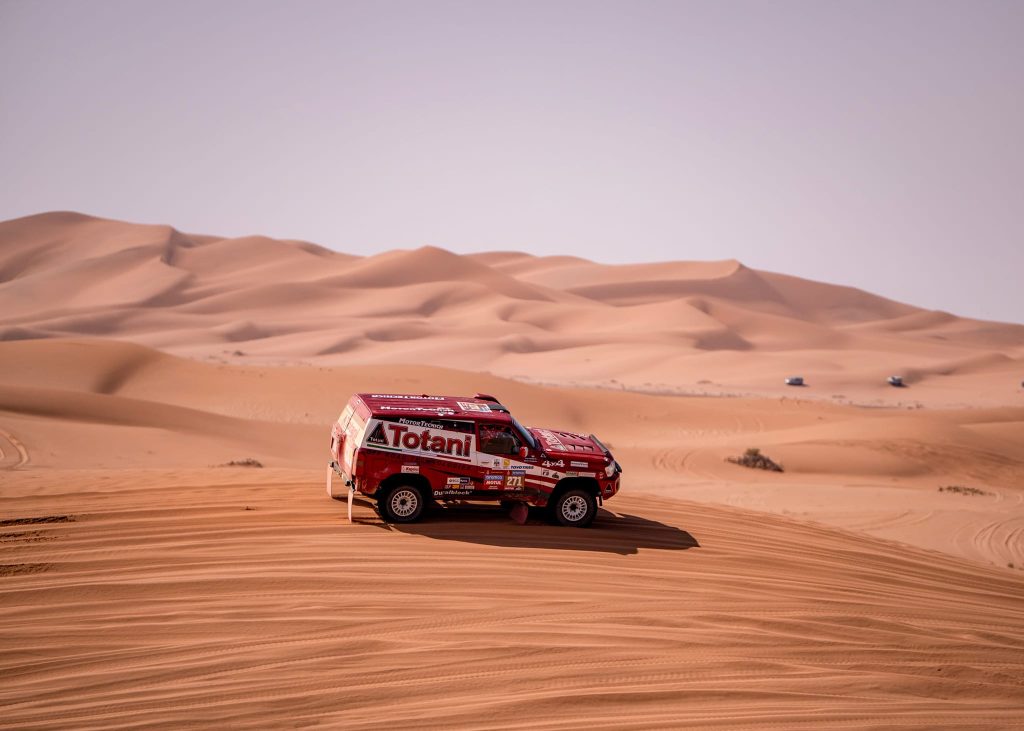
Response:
[2, 0, 1022, 322]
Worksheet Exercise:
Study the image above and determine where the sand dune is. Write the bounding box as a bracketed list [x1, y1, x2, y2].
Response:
[2, 212, 1021, 407]
[2, 212, 1024, 728]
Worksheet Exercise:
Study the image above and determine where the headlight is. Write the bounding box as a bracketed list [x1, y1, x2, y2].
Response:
[605, 462, 616, 477]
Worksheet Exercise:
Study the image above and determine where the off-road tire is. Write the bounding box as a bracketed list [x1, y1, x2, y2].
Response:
[552, 489, 597, 528]
[379, 483, 426, 524]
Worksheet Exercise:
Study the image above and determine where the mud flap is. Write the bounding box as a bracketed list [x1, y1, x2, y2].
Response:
[347, 485, 354, 523]
[327, 461, 348, 500]
[510, 502, 529, 525]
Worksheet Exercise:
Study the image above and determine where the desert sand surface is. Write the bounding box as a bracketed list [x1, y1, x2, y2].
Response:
[3, 472, 1024, 730]
[2, 212, 1024, 728]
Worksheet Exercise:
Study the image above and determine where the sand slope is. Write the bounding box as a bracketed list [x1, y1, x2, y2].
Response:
[2, 339, 1022, 569]
[2, 474, 1023, 730]
[2, 212, 1022, 407]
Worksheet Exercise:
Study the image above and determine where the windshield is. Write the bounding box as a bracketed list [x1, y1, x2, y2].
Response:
[511, 416, 538, 450]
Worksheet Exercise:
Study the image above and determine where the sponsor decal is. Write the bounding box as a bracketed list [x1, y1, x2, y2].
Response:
[542, 459, 564, 468]
[457, 401, 491, 412]
[536, 429, 566, 450]
[565, 471, 578, 477]
[446, 476, 471, 486]
[401, 464, 419, 474]
[371, 394, 445, 400]
[579, 471, 596, 477]
[366, 422, 389, 446]
[378, 405, 455, 415]
[484, 474, 503, 489]
[399, 417, 446, 430]
[369, 422, 473, 458]
[436, 487, 472, 496]
[570, 460, 589, 468]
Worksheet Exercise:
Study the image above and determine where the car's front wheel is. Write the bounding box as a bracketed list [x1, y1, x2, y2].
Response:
[380, 484, 426, 523]
[552, 489, 597, 528]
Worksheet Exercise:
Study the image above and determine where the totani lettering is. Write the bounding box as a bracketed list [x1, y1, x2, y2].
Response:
[385, 424, 472, 457]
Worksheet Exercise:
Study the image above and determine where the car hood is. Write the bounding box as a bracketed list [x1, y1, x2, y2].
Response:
[528, 427, 607, 462]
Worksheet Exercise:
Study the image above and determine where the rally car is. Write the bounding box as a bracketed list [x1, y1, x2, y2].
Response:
[327, 393, 621, 526]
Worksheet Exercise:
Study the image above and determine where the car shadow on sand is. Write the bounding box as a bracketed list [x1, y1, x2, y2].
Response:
[355, 503, 700, 555]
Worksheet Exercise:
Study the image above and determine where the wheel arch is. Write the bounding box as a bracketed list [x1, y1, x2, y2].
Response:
[548, 476, 601, 505]
[376, 472, 433, 502]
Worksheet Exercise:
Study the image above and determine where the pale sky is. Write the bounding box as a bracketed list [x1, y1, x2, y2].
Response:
[1, 0, 1021, 322]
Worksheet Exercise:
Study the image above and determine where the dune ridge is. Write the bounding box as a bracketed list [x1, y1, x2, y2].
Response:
[2, 211, 1021, 407]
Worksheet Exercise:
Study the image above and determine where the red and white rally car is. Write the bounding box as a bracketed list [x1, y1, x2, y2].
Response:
[327, 393, 621, 526]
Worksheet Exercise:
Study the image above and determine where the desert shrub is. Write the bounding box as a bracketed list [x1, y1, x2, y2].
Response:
[222, 458, 263, 468]
[727, 447, 783, 472]
[938, 485, 989, 496]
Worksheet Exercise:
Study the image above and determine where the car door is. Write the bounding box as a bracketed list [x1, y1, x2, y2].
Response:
[474, 422, 527, 497]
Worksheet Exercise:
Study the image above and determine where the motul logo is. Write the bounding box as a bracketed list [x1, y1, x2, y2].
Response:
[380, 423, 472, 457]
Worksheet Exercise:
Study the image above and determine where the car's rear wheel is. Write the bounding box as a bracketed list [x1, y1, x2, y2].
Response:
[380, 484, 426, 523]
[553, 489, 597, 528]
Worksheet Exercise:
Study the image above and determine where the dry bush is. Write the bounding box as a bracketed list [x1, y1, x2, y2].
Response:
[727, 447, 783, 473]
[938, 485, 989, 496]
[222, 458, 263, 468]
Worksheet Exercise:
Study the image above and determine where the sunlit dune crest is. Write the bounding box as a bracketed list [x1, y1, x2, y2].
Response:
[2, 211, 1021, 408]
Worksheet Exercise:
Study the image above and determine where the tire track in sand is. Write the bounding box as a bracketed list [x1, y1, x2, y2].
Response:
[1, 472, 1023, 730]
[0, 427, 29, 468]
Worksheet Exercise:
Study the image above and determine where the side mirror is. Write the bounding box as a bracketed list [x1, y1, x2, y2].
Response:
[518, 446, 529, 459]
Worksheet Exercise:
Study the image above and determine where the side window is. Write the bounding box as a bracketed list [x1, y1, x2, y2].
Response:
[436, 419, 474, 434]
[477, 424, 522, 456]
[338, 404, 354, 430]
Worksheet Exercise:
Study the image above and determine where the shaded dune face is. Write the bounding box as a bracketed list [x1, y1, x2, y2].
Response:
[0, 211, 1021, 407]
